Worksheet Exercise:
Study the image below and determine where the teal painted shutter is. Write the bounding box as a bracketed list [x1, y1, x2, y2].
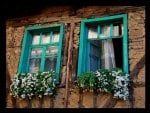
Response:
[21, 32, 32, 72]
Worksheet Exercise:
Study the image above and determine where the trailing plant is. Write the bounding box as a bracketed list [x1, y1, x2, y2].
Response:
[110, 68, 130, 100]
[10, 71, 56, 100]
[76, 68, 131, 100]
[95, 69, 114, 93]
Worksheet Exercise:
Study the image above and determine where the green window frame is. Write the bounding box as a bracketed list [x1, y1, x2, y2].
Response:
[77, 14, 128, 76]
[18, 24, 64, 83]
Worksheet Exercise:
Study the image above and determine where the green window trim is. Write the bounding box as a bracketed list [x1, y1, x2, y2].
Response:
[18, 24, 64, 83]
[77, 14, 128, 77]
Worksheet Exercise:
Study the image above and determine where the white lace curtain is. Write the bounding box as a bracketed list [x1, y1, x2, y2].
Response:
[101, 39, 116, 69]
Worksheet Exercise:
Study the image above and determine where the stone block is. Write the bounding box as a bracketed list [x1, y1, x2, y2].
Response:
[133, 87, 145, 108]
[16, 98, 29, 108]
[135, 66, 145, 84]
[114, 99, 129, 108]
[6, 47, 21, 80]
[53, 88, 65, 108]
[6, 27, 15, 47]
[82, 91, 93, 108]
[6, 94, 14, 108]
[68, 88, 79, 108]
[13, 27, 25, 47]
[31, 96, 40, 108]
[42, 96, 51, 108]
[97, 92, 112, 108]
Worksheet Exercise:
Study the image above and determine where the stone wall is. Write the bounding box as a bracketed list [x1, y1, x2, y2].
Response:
[6, 6, 145, 108]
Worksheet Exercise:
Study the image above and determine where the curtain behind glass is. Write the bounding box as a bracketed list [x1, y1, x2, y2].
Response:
[101, 39, 116, 69]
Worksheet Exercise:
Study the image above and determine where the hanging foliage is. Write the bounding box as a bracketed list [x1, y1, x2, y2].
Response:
[10, 71, 56, 100]
[76, 68, 131, 100]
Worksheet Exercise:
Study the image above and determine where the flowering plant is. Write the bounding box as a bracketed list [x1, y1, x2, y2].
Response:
[10, 71, 56, 99]
[76, 68, 131, 100]
[96, 68, 130, 100]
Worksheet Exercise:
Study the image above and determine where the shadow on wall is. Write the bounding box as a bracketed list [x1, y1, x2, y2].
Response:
[130, 55, 145, 79]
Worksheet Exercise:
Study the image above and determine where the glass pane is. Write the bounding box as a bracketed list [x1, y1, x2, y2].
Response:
[52, 32, 60, 43]
[90, 44, 99, 57]
[29, 58, 41, 73]
[88, 27, 97, 39]
[41, 33, 50, 44]
[90, 44, 99, 71]
[100, 39, 116, 69]
[30, 48, 42, 57]
[46, 46, 58, 56]
[100, 25, 110, 37]
[113, 23, 123, 36]
[44, 57, 57, 71]
[32, 35, 40, 45]
[90, 56, 99, 71]
[113, 25, 119, 36]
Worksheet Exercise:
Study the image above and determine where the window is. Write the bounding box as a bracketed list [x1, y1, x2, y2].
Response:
[18, 24, 64, 83]
[77, 14, 128, 76]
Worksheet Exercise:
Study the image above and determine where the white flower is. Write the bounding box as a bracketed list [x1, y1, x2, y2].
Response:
[38, 95, 42, 98]
[44, 93, 48, 95]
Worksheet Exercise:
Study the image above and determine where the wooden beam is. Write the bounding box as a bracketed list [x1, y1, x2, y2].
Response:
[64, 23, 75, 108]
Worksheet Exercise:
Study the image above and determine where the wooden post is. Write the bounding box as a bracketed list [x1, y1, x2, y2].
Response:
[78, 89, 84, 108]
[64, 23, 75, 108]
[93, 90, 97, 108]
[28, 98, 32, 108]
[39, 97, 43, 108]
[50, 96, 54, 108]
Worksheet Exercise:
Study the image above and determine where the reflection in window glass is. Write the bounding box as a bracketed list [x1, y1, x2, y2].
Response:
[30, 48, 42, 57]
[32, 35, 40, 45]
[100, 25, 110, 37]
[44, 57, 56, 71]
[52, 32, 59, 43]
[29, 58, 41, 73]
[88, 27, 97, 39]
[41, 33, 50, 44]
[46, 46, 58, 56]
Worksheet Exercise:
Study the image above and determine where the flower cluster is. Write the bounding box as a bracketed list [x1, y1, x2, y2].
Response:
[76, 68, 131, 100]
[96, 68, 130, 100]
[10, 71, 56, 99]
[111, 68, 130, 100]
[95, 69, 114, 93]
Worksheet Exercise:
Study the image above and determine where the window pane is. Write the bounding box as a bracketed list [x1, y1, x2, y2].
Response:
[88, 27, 97, 39]
[44, 57, 57, 71]
[100, 25, 110, 37]
[30, 48, 42, 57]
[29, 58, 41, 73]
[90, 56, 99, 71]
[32, 35, 40, 45]
[52, 32, 60, 43]
[100, 39, 116, 69]
[113, 25, 119, 36]
[90, 44, 99, 57]
[46, 46, 58, 56]
[90, 44, 100, 71]
[41, 33, 50, 44]
[113, 23, 123, 36]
